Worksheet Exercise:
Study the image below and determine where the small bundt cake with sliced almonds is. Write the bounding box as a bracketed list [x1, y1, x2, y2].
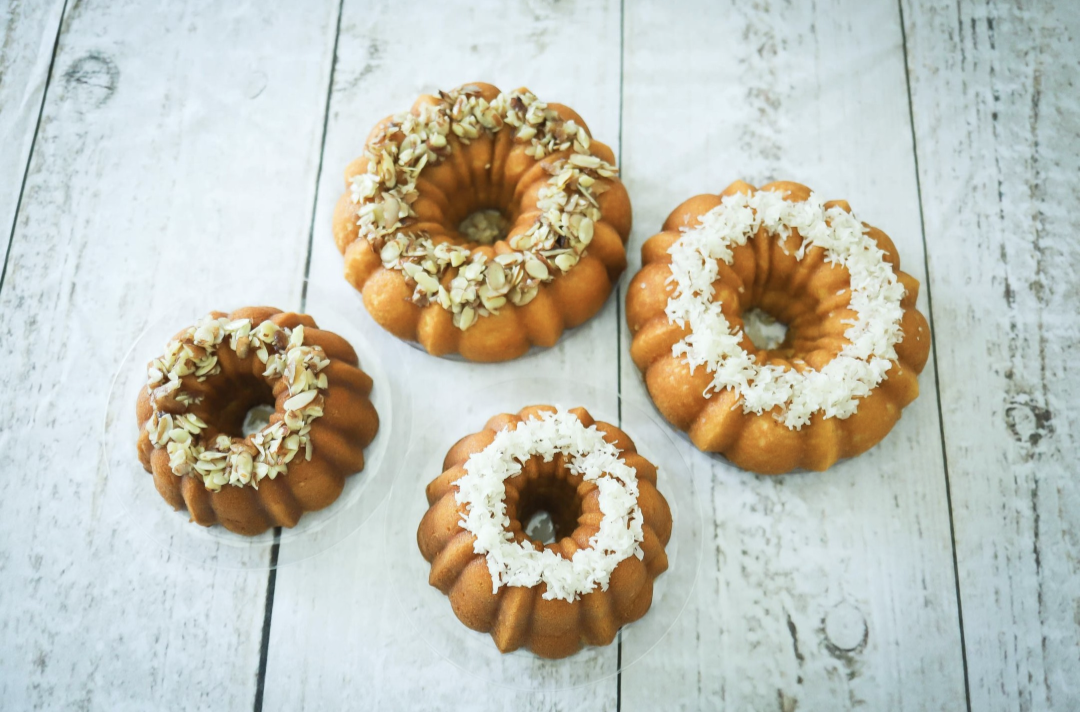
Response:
[417, 406, 672, 659]
[136, 307, 379, 535]
[332, 82, 632, 362]
[626, 181, 931, 474]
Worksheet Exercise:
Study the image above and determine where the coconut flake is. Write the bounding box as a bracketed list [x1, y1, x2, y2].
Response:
[453, 410, 645, 602]
[664, 190, 906, 429]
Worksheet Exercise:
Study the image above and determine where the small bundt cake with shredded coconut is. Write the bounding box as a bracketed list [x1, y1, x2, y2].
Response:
[626, 181, 931, 475]
[417, 406, 672, 659]
[332, 82, 632, 362]
[136, 307, 379, 535]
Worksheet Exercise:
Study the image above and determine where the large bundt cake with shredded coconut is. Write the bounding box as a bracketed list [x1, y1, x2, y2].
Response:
[626, 181, 931, 474]
[332, 82, 632, 362]
[136, 307, 379, 535]
[417, 405, 672, 659]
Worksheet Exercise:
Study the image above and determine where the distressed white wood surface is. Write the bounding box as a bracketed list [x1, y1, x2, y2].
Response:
[261, 0, 625, 709]
[0, 0, 64, 264]
[3, 0, 1077, 709]
[903, 1, 1080, 710]
[618, 0, 966, 709]
[0, 0, 338, 709]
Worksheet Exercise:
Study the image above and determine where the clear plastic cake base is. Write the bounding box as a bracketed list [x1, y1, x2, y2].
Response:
[383, 377, 703, 690]
[102, 291, 407, 570]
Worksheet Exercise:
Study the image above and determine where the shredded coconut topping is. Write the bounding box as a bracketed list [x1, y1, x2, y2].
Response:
[665, 190, 907, 429]
[349, 85, 617, 330]
[143, 314, 331, 491]
[453, 410, 645, 602]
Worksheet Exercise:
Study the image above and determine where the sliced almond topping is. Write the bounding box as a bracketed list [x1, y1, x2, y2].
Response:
[485, 261, 507, 290]
[283, 389, 318, 411]
[145, 314, 338, 491]
[414, 271, 440, 294]
[345, 87, 618, 331]
[524, 258, 549, 280]
[554, 253, 579, 271]
[458, 305, 477, 330]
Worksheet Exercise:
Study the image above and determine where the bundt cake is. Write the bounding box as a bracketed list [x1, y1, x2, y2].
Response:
[332, 82, 632, 362]
[417, 406, 672, 659]
[626, 181, 932, 474]
[136, 307, 380, 535]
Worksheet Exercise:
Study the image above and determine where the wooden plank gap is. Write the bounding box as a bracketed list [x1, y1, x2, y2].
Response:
[301, 0, 349, 312]
[897, 1, 972, 709]
[0, 0, 69, 298]
[616, 1, 626, 708]
[255, 0, 347, 706]
[253, 529, 282, 712]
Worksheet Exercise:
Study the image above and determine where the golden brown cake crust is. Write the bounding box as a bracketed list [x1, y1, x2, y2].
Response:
[626, 181, 932, 474]
[416, 405, 672, 659]
[135, 308, 379, 536]
[334, 82, 632, 362]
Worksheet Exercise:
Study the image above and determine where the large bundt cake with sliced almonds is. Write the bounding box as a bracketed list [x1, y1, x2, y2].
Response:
[626, 181, 931, 474]
[417, 406, 672, 659]
[332, 82, 632, 362]
[136, 307, 379, 535]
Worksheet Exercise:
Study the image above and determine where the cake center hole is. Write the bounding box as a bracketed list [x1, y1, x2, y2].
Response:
[517, 474, 582, 545]
[242, 403, 275, 436]
[743, 307, 789, 351]
[525, 510, 557, 545]
[202, 374, 276, 438]
[458, 209, 508, 245]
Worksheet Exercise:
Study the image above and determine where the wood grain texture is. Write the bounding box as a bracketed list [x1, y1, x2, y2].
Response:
[903, 0, 1080, 709]
[0, 0, 338, 708]
[0, 0, 65, 268]
[261, 0, 626, 708]
[618, 0, 967, 708]
[3, 0, 1073, 707]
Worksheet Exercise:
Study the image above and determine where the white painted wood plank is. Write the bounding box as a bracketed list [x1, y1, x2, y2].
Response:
[0, 0, 64, 267]
[903, 1, 1080, 709]
[262, 0, 626, 708]
[0, 1, 338, 708]
[619, 0, 967, 709]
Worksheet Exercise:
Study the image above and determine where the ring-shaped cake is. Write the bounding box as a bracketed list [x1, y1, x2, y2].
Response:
[626, 181, 931, 474]
[417, 406, 672, 659]
[333, 82, 632, 362]
[136, 307, 379, 535]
